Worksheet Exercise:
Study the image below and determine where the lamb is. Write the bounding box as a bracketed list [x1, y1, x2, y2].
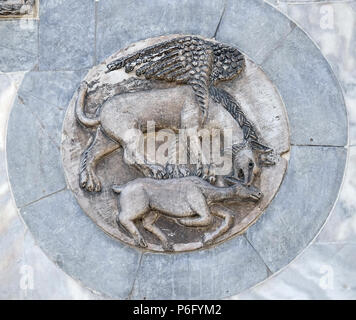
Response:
[112, 176, 262, 250]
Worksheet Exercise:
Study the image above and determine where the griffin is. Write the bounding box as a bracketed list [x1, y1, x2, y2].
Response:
[75, 36, 275, 192]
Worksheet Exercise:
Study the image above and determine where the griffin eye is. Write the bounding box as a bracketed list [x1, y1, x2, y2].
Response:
[248, 162, 254, 168]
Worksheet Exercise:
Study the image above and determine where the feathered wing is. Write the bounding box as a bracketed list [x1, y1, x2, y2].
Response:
[107, 36, 215, 121]
[106, 36, 246, 122]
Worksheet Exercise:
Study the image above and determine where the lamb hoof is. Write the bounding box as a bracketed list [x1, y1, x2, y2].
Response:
[136, 237, 148, 248]
[162, 241, 174, 252]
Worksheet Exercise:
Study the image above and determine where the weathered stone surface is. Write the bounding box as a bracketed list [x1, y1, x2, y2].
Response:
[131, 235, 268, 299]
[0, 72, 101, 300]
[20, 71, 86, 108]
[96, 0, 225, 63]
[20, 190, 141, 299]
[236, 242, 356, 300]
[17, 71, 86, 144]
[39, 0, 95, 70]
[6, 71, 84, 207]
[261, 27, 348, 146]
[317, 147, 356, 244]
[6, 96, 66, 208]
[246, 145, 347, 272]
[216, 0, 294, 65]
[0, 19, 38, 72]
[271, 1, 356, 146]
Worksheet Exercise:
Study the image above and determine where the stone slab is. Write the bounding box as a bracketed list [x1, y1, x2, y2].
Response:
[6, 96, 66, 208]
[17, 70, 86, 144]
[20, 189, 141, 299]
[271, 1, 356, 146]
[131, 235, 269, 299]
[317, 146, 356, 244]
[0, 19, 38, 72]
[39, 0, 95, 70]
[6, 71, 84, 207]
[246, 145, 347, 272]
[216, 0, 295, 65]
[96, 0, 225, 63]
[236, 242, 356, 300]
[261, 27, 348, 146]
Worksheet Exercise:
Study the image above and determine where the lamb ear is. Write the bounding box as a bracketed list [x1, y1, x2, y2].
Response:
[224, 176, 242, 185]
[250, 141, 273, 153]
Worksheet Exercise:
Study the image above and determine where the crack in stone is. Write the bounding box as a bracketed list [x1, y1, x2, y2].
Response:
[213, 0, 227, 39]
[259, 22, 297, 66]
[19, 187, 67, 209]
[127, 252, 143, 300]
[22, 100, 61, 150]
[243, 233, 274, 276]
[21, 89, 66, 111]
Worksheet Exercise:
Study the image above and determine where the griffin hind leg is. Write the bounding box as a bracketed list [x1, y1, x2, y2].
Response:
[80, 127, 120, 192]
[118, 214, 147, 248]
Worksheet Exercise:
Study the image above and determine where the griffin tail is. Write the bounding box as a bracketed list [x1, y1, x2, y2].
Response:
[75, 82, 100, 128]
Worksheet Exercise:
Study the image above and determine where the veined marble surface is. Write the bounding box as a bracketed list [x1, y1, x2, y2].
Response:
[0, 0, 355, 299]
[234, 0, 356, 299]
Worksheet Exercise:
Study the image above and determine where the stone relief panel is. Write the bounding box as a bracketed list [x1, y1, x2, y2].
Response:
[0, 0, 35, 17]
[61, 35, 290, 252]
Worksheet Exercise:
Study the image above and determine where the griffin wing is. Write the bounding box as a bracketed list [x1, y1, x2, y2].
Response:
[107, 36, 214, 121]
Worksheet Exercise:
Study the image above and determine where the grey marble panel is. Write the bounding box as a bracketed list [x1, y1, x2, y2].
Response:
[261, 27, 347, 146]
[236, 242, 356, 300]
[39, 0, 95, 70]
[246, 146, 347, 272]
[20, 189, 141, 299]
[6, 70, 85, 207]
[216, 0, 295, 64]
[131, 235, 268, 299]
[96, 0, 224, 63]
[0, 19, 38, 72]
[270, 2, 356, 145]
[16, 70, 85, 145]
[317, 146, 356, 244]
[6, 96, 66, 208]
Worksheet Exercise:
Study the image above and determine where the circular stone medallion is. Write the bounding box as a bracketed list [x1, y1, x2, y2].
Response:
[61, 35, 290, 252]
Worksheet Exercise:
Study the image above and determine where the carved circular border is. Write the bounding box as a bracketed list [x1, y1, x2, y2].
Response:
[60, 35, 290, 253]
[6, 0, 348, 299]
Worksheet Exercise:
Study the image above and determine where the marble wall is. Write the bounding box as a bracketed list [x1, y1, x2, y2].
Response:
[0, 0, 355, 299]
